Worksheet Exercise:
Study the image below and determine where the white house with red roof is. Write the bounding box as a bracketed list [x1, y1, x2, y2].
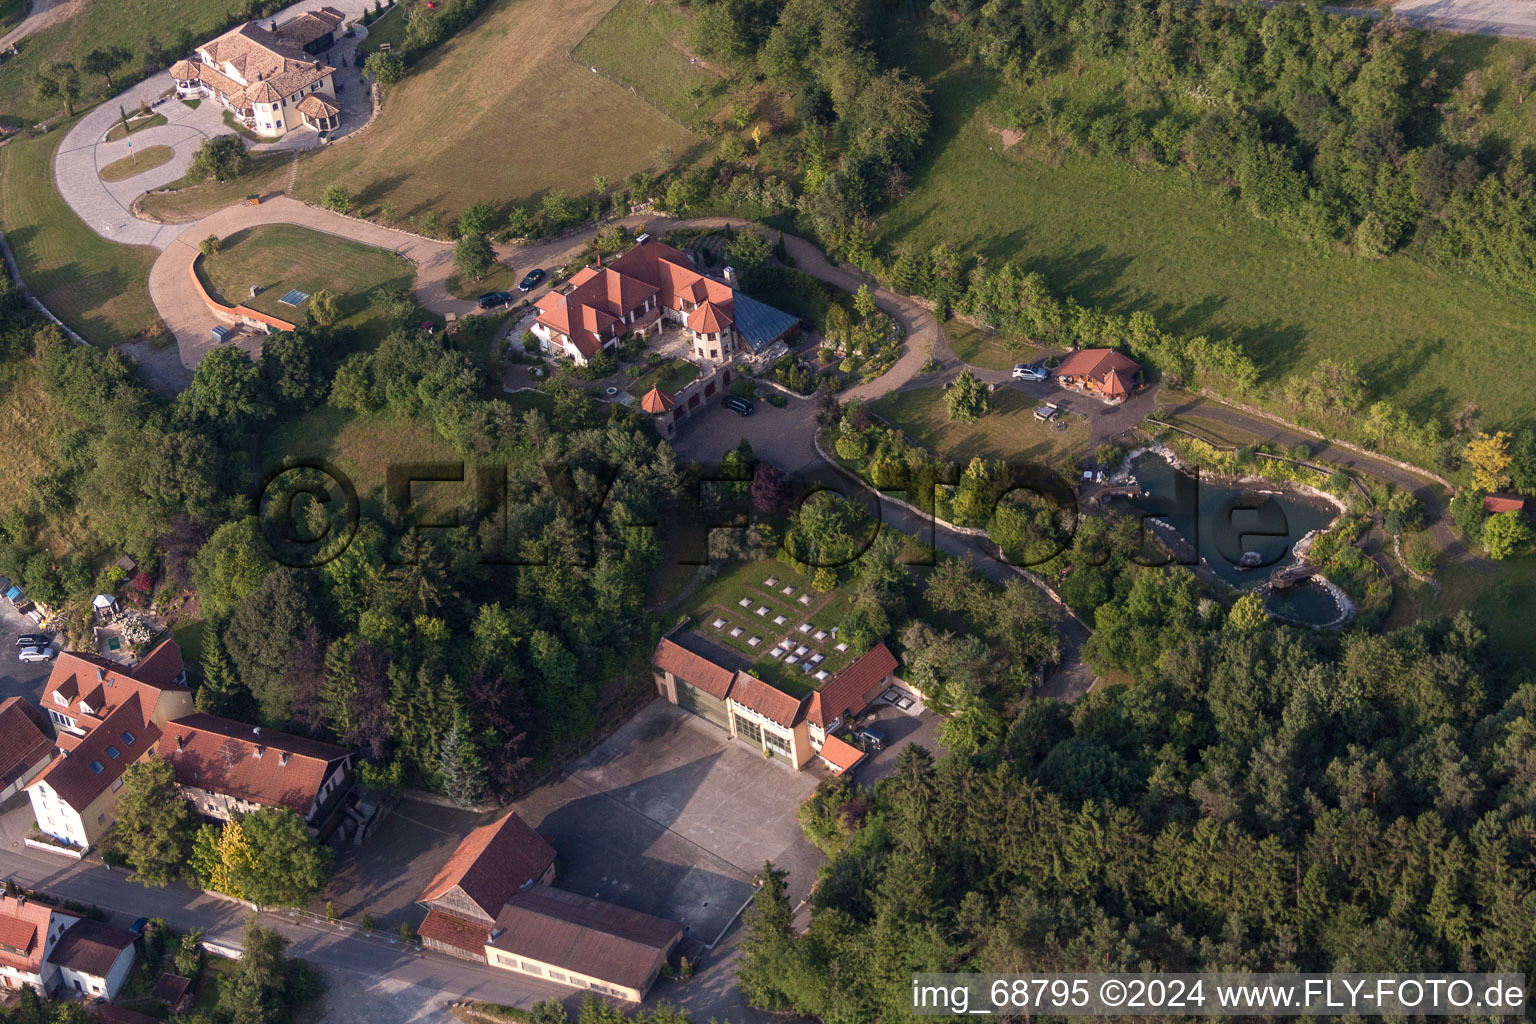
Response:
[531, 236, 798, 367]
[0, 894, 77, 996]
[26, 641, 193, 850]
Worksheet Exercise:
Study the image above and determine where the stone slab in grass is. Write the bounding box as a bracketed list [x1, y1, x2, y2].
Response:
[769, 648, 784, 659]
[738, 598, 751, 607]
[772, 615, 787, 625]
[798, 594, 811, 605]
[729, 627, 743, 637]
[764, 577, 778, 587]
[747, 636, 761, 647]
[711, 618, 726, 629]
[815, 670, 829, 681]
[798, 623, 812, 633]
[785, 655, 798, 665]
[755, 606, 769, 616]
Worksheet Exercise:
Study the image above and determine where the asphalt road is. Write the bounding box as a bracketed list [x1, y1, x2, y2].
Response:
[0, 603, 56, 704]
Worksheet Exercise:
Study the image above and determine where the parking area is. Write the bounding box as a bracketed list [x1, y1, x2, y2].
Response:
[0, 604, 56, 705]
[849, 690, 944, 786]
[514, 700, 825, 947]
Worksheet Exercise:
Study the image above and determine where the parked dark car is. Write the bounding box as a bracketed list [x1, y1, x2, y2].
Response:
[517, 268, 546, 292]
[855, 725, 888, 751]
[722, 395, 755, 417]
[14, 633, 48, 648]
[477, 291, 512, 309]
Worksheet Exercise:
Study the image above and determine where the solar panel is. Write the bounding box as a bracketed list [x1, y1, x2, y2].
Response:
[278, 289, 310, 306]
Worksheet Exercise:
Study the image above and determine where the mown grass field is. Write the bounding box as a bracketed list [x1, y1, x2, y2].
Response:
[882, 48, 1536, 427]
[0, 359, 84, 512]
[871, 385, 1090, 469]
[0, 0, 232, 124]
[104, 113, 166, 142]
[198, 224, 414, 344]
[293, 0, 698, 226]
[0, 125, 167, 345]
[628, 357, 698, 397]
[572, 0, 729, 125]
[99, 144, 174, 181]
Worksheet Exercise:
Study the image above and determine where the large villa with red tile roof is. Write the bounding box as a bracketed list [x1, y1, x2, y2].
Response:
[650, 635, 898, 774]
[531, 235, 799, 367]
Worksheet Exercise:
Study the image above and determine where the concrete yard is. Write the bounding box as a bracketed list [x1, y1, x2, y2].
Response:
[515, 700, 825, 947]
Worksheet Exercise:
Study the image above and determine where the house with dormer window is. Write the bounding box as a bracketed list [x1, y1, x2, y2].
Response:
[25, 642, 192, 850]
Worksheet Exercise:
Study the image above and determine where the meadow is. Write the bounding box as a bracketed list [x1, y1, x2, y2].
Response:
[292, 0, 698, 226]
[0, 359, 84, 513]
[881, 48, 1536, 427]
[0, 125, 167, 346]
[0, 0, 236, 124]
[99, 144, 174, 182]
[572, 0, 729, 126]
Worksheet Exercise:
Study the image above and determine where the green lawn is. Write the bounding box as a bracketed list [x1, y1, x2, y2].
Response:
[197, 224, 414, 345]
[104, 113, 166, 142]
[358, 4, 407, 53]
[871, 385, 1091, 470]
[0, 125, 167, 345]
[0, 0, 236, 123]
[572, 0, 730, 125]
[881, 47, 1536, 427]
[628, 358, 698, 397]
[682, 557, 859, 697]
[294, 0, 700, 225]
[137, 152, 289, 223]
[99, 144, 174, 182]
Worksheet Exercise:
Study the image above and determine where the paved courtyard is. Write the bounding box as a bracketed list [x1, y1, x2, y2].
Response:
[514, 700, 824, 948]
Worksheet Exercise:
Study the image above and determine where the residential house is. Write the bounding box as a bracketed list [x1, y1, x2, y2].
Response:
[417, 812, 557, 961]
[26, 641, 193, 850]
[531, 236, 798, 366]
[0, 895, 76, 996]
[169, 9, 343, 138]
[418, 812, 681, 1001]
[0, 697, 54, 803]
[651, 637, 897, 774]
[46, 920, 138, 1000]
[156, 714, 354, 837]
[1052, 348, 1141, 402]
[485, 886, 681, 1003]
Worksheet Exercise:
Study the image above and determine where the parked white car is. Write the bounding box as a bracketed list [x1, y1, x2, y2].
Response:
[17, 645, 52, 663]
[1012, 363, 1048, 381]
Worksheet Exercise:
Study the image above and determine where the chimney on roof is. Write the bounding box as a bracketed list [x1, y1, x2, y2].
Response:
[96, 668, 106, 682]
[176, 735, 186, 752]
[279, 752, 290, 766]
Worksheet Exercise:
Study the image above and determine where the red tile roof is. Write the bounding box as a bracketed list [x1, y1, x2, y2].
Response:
[419, 812, 556, 921]
[1102, 367, 1133, 398]
[818, 733, 864, 774]
[40, 642, 187, 725]
[807, 642, 897, 729]
[0, 896, 57, 974]
[46, 919, 136, 977]
[0, 697, 53, 789]
[1053, 348, 1140, 386]
[418, 909, 491, 955]
[1484, 493, 1528, 514]
[158, 713, 350, 817]
[639, 387, 677, 414]
[489, 885, 680, 992]
[686, 299, 733, 334]
[27, 697, 159, 812]
[728, 671, 805, 728]
[651, 637, 735, 701]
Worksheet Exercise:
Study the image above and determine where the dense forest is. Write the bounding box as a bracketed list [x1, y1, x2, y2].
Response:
[740, 600, 1536, 1022]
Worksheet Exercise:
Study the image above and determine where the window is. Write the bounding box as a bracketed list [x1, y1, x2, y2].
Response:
[549, 971, 567, 983]
[105, 746, 120, 760]
[518, 961, 542, 975]
[89, 761, 103, 774]
[120, 731, 134, 746]
[111, 778, 123, 793]
[763, 730, 790, 755]
[735, 718, 762, 744]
